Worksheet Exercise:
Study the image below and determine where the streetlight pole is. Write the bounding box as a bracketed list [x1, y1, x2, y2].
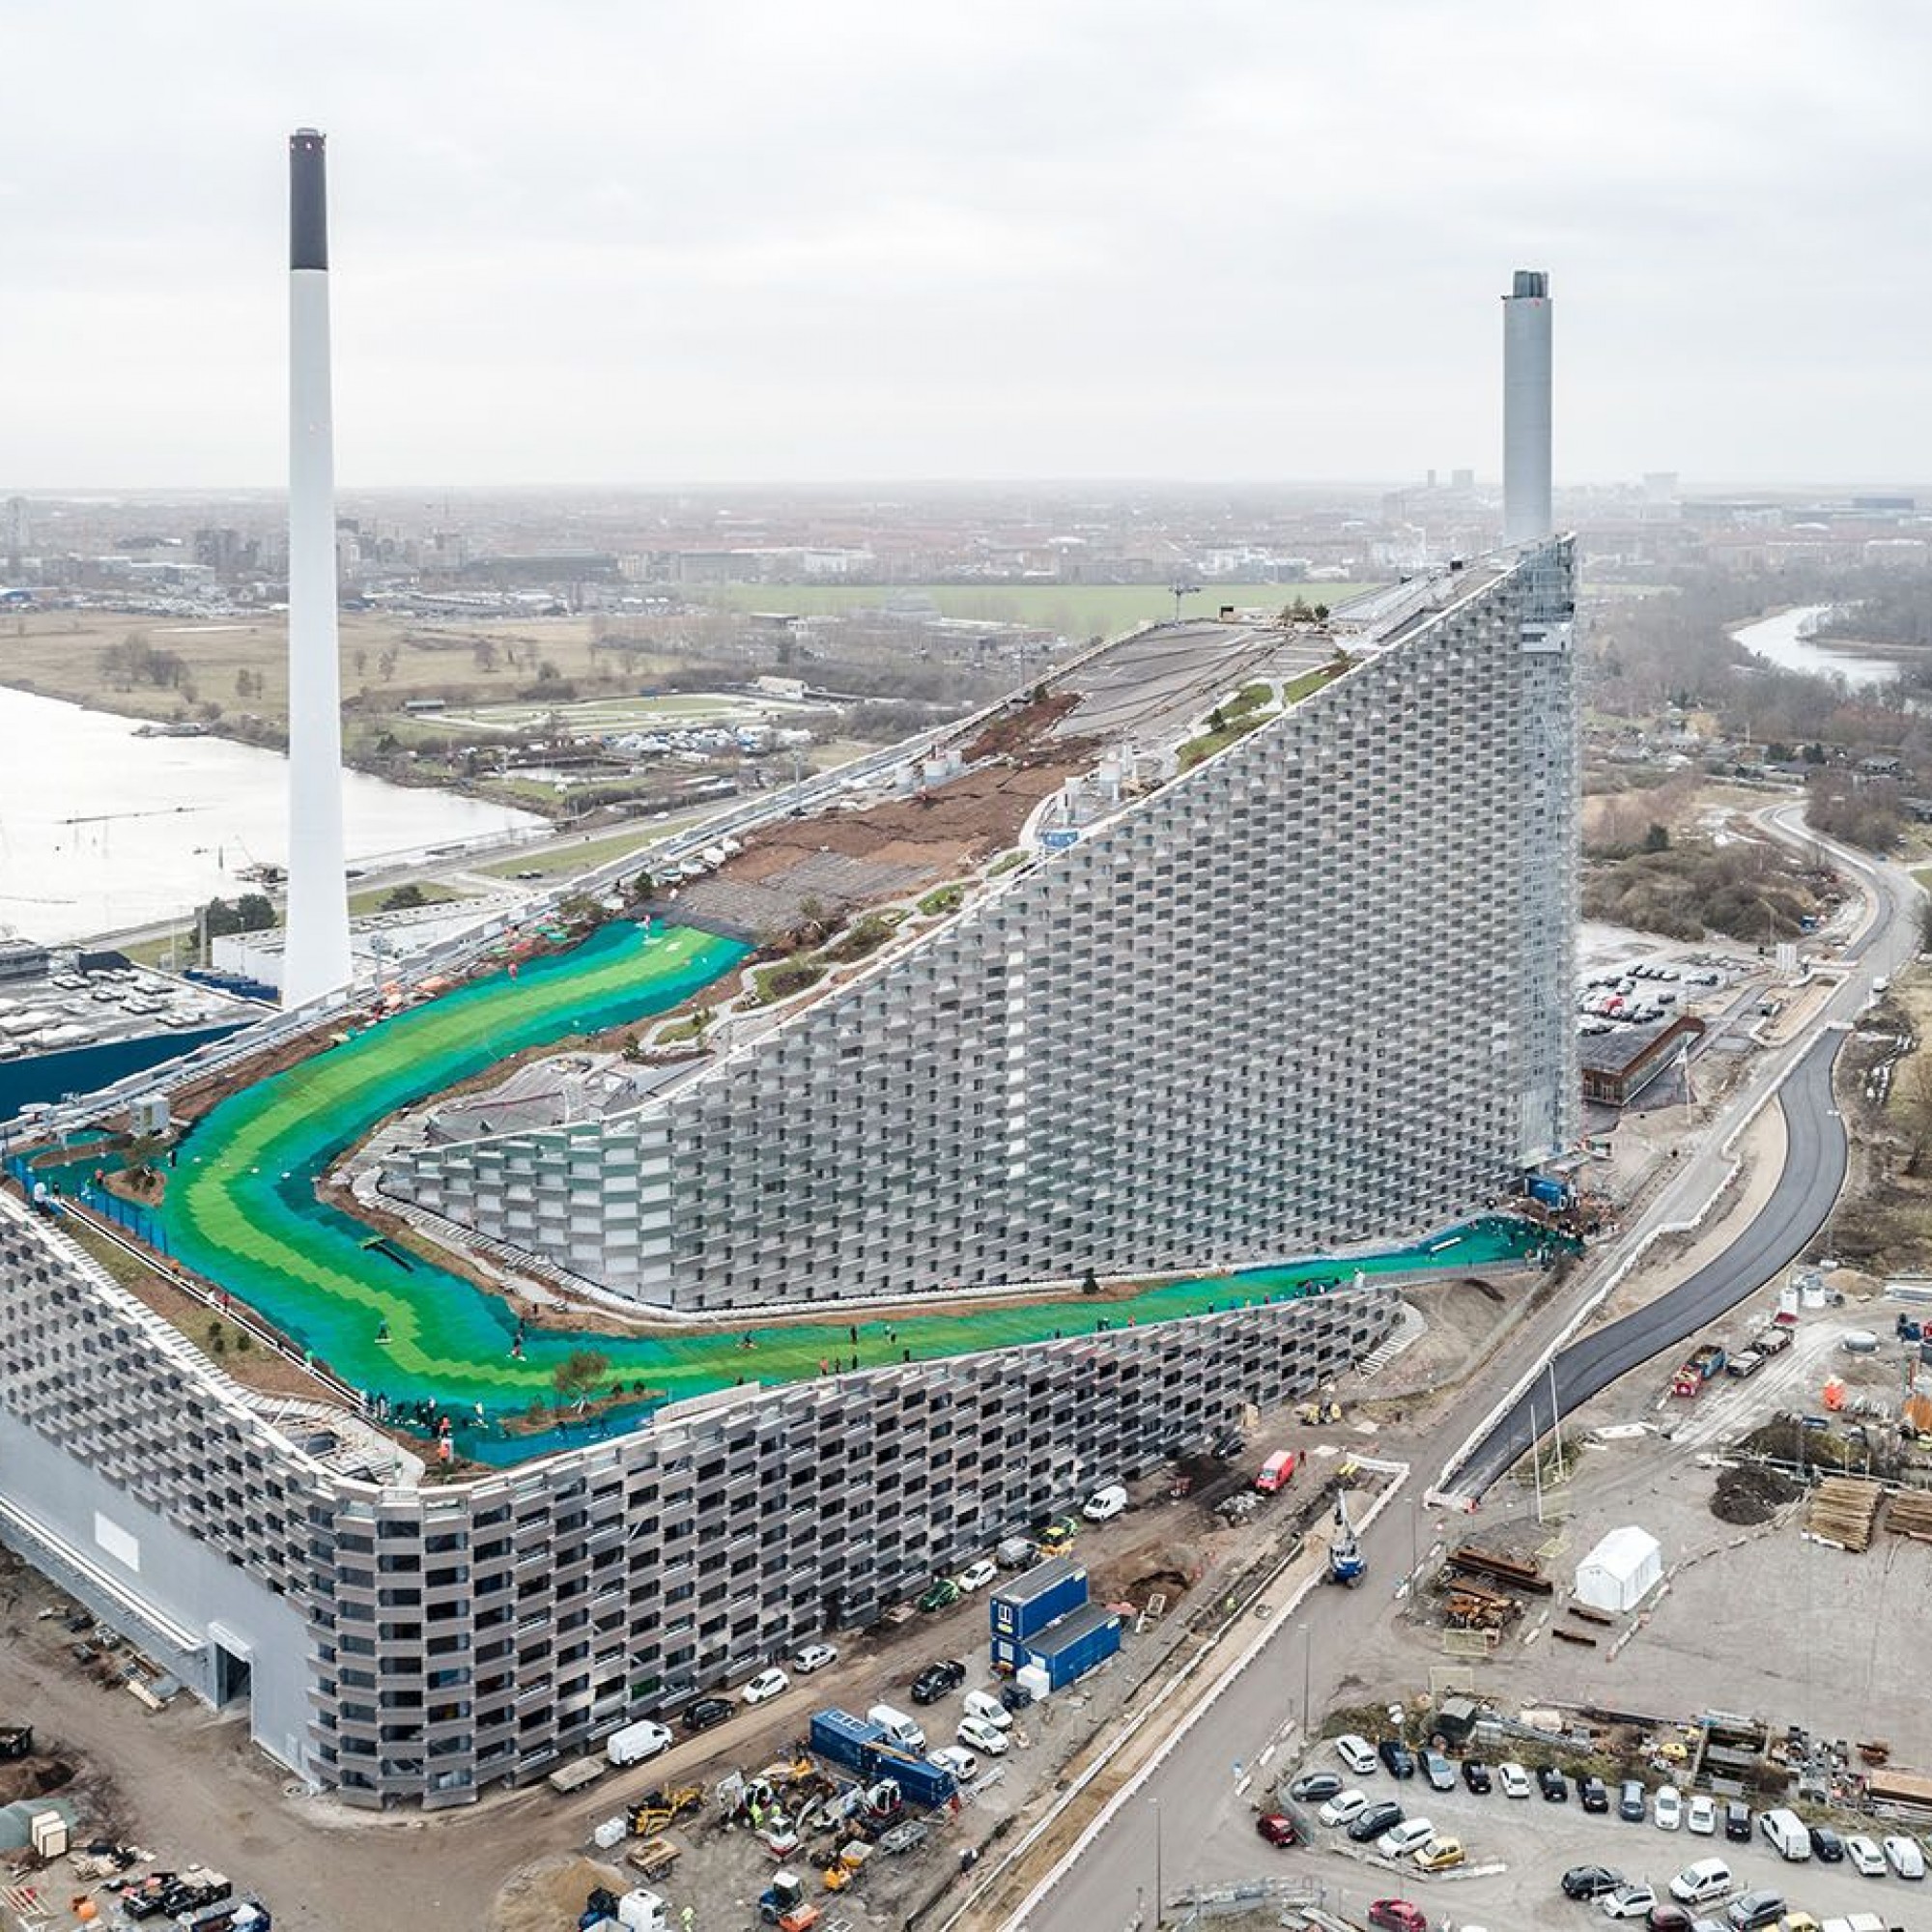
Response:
[1151, 1795, 1162, 1923]
[1302, 1621, 1313, 1739]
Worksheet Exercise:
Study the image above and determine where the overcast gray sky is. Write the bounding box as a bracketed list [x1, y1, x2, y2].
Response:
[4, 1, 1926, 490]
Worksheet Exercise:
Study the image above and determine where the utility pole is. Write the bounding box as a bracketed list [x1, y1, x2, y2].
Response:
[1548, 1359, 1565, 1480]
[1302, 1620, 1314, 1739]
[1530, 1397, 1545, 1526]
[1151, 1795, 1163, 1923]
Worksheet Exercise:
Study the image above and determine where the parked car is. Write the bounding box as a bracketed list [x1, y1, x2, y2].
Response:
[1335, 1734, 1380, 1776]
[1367, 1903, 1428, 1932]
[1646, 1908, 1691, 1932]
[1620, 1779, 1648, 1822]
[1498, 1761, 1532, 1799]
[1686, 1795, 1717, 1836]
[1884, 1834, 1926, 1879]
[1538, 1764, 1570, 1802]
[1378, 1819, 1435, 1861]
[741, 1668, 789, 1705]
[1291, 1771, 1344, 1803]
[998, 1681, 1035, 1713]
[790, 1642, 838, 1674]
[929, 1745, 979, 1781]
[1378, 1739, 1417, 1779]
[1809, 1825, 1844, 1863]
[1723, 1801, 1751, 1843]
[1082, 1484, 1129, 1521]
[1655, 1786, 1684, 1831]
[1563, 1866, 1626, 1900]
[1604, 1886, 1660, 1919]
[1349, 1803, 1406, 1843]
[961, 1690, 1014, 1731]
[1255, 1812, 1298, 1848]
[1462, 1759, 1493, 1794]
[918, 1577, 961, 1612]
[1668, 1859, 1733, 1906]
[1844, 1833, 1887, 1876]
[1420, 1749, 1457, 1792]
[1320, 1788, 1369, 1828]
[1723, 1890, 1784, 1930]
[956, 1715, 1009, 1756]
[1413, 1835, 1464, 1872]
[1581, 1775, 1611, 1813]
[910, 1660, 966, 1705]
[955, 1558, 998, 1592]
[681, 1696, 733, 1733]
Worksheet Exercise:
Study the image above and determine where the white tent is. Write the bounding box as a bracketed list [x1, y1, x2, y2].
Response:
[1574, 1525, 1662, 1613]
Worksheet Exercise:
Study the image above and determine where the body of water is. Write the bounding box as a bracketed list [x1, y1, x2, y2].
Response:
[0, 686, 544, 944]
[1732, 605, 1900, 691]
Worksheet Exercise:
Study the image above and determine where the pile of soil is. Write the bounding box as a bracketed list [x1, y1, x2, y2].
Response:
[1712, 1463, 1801, 1525]
[0, 1757, 74, 1805]
[491, 1855, 629, 1932]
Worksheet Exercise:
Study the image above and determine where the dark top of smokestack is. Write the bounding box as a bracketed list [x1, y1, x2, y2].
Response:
[1510, 270, 1548, 299]
[290, 128, 328, 272]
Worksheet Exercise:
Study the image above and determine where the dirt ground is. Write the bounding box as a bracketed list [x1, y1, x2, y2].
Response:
[0, 1455, 1292, 1932]
[491, 1854, 629, 1932]
[1342, 1271, 1932, 1769]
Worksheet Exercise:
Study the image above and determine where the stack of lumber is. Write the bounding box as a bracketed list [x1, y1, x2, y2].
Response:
[1805, 1476, 1882, 1551]
[1885, 1491, 1932, 1542]
[1443, 1579, 1518, 1630]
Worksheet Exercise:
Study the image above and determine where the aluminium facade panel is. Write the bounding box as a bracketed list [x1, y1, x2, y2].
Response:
[387, 541, 1579, 1309]
[0, 1193, 1396, 1806]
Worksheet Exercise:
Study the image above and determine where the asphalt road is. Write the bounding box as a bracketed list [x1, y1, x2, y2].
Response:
[1452, 1028, 1847, 1495]
[1020, 813, 1921, 1932]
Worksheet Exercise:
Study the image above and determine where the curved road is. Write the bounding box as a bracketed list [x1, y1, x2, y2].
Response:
[1454, 1028, 1846, 1493]
[1450, 801, 1918, 1497]
[1016, 809, 1918, 1931]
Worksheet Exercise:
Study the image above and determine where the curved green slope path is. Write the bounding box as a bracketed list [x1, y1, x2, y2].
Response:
[149, 917, 1558, 1464]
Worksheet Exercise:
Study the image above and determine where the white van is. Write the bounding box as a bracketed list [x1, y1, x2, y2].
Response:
[1083, 1484, 1128, 1521]
[961, 1689, 1013, 1731]
[1668, 1858, 1733, 1905]
[867, 1703, 926, 1753]
[1758, 1807, 1812, 1861]
[1819, 1916, 1887, 1932]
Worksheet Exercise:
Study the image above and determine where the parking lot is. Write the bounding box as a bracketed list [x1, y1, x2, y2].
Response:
[1258, 1742, 1927, 1929]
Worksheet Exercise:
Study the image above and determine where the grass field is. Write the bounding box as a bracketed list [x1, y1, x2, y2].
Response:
[0, 608, 676, 733]
[694, 581, 1378, 638]
[116, 909, 1557, 1464]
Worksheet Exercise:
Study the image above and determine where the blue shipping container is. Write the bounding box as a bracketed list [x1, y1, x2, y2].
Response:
[810, 1708, 886, 1772]
[989, 1556, 1088, 1643]
[864, 1742, 958, 1808]
[1021, 1603, 1122, 1691]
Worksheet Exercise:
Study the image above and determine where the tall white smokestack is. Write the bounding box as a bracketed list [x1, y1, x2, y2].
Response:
[1502, 268, 1552, 547]
[284, 128, 352, 1007]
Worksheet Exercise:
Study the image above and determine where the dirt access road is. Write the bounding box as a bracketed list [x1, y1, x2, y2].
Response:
[0, 1550, 538, 1929]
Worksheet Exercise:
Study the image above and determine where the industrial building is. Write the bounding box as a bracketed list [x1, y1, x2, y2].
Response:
[0, 177, 1578, 1807]
[382, 540, 1578, 1308]
[0, 1194, 1392, 1806]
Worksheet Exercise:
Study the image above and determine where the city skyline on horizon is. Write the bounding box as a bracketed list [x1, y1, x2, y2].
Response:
[2, 3, 1927, 492]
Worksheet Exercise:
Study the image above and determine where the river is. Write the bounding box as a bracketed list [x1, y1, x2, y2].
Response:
[1731, 604, 1900, 690]
[0, 686, 543, 944]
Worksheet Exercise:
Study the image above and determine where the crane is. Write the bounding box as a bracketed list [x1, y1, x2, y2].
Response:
[1326, 1490, 1366, 1586]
